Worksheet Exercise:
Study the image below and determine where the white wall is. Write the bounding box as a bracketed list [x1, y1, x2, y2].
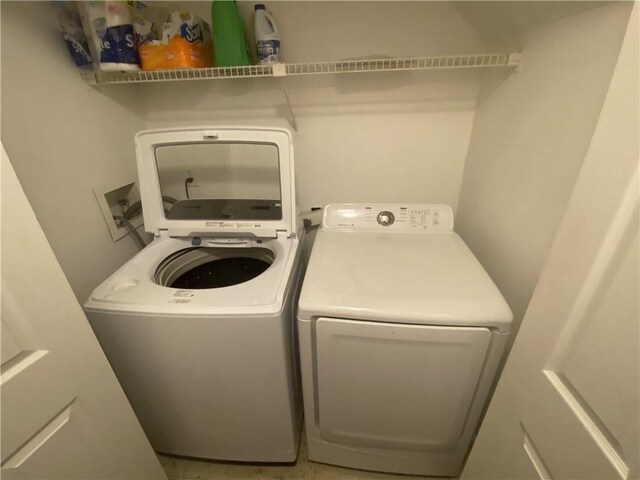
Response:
[142, 1, 486, 213]
[455, 2, 633, 339]
[1, 1, 484, 302]
[2, 1, 632, 312]
[1, 2, 146, 302]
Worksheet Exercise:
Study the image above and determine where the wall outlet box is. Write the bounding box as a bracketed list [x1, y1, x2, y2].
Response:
[93, 179, 144, 242]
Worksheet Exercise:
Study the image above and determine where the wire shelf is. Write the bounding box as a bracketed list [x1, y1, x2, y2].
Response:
[82, 53, 521, 85]
[82, 64, 274, 84]
[286, 53, 513, 75]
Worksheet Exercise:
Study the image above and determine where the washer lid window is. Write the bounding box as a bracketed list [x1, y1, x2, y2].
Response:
[136, 127, 296, 239]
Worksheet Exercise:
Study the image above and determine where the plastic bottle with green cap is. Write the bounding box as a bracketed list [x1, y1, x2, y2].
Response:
[210, 0, 252, 67]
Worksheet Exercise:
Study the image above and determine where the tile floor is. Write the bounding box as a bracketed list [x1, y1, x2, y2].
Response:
[158, 431, 448, 480]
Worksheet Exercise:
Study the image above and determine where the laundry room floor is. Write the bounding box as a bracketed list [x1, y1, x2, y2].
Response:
[158, 430, 451, 480]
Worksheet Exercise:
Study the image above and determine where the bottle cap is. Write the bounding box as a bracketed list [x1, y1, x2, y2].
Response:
[255, 4, 266, 10]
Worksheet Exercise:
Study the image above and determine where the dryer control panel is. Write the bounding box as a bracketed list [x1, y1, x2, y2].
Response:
[323, 203, 454, 232]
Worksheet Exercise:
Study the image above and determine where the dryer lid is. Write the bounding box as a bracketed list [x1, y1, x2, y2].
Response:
[135, 126, 296, 238]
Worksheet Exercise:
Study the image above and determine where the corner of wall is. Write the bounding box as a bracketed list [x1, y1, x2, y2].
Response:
[1, 1, 148, 302]
[453, 2, 634, 343]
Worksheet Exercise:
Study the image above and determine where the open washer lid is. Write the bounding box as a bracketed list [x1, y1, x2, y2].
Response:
[135, 126, 296, 239]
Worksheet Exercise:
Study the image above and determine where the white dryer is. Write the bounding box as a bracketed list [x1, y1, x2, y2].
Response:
[297, 203, 513, 476]
[84, 127, 304, 462]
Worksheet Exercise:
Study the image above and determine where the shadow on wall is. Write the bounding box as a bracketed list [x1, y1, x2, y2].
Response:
[137, 0, 498, 123]
[0, 2, 145, 117]
[454, 0, 607, 49]
[138, 68, 501, 125]
[0, 1, 149, 303]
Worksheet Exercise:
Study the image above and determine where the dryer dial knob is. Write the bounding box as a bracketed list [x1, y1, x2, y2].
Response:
[377, 211, 395, 227]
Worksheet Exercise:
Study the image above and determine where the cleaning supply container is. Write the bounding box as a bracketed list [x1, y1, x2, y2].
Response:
[254, 4, 280, 64]
[210, 0, 251, 67]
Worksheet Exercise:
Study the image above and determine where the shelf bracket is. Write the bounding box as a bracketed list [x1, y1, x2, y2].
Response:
[81, 72, 98, 86]
[507, 52, 524, 72]
[273, 63, 287, 77]
[281, 83, 298, 133]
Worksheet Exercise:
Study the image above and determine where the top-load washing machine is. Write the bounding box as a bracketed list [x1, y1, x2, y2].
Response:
[297, 203, 513, 476]
[84, 126, 304, 462]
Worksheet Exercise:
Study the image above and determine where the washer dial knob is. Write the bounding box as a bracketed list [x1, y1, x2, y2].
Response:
[377, 211, 395, 227]
[221, 204, 236, 218]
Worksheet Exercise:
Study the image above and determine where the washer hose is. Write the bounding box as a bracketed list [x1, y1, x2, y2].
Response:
[115, 196, 178, 250]
[113, 214, 146, 249]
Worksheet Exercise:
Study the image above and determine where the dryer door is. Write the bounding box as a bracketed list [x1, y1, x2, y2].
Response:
[315, 318, 491, 452]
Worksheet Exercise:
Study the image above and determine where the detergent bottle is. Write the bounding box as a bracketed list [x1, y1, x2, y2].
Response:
[254, 4, 280, 64]
[210, 0, 251, 67]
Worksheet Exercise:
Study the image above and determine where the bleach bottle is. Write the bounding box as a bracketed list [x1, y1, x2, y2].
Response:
[254, 4, 280, 64]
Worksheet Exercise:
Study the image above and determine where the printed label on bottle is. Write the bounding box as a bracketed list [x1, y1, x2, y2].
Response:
[98, 24, 139, 65]
[257, 39, 280, 63]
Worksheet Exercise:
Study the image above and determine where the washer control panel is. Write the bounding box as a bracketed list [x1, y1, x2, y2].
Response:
[323, 204, 454, 232]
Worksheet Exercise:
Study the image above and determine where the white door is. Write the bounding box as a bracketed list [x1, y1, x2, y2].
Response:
[1, 146, 166, 480]
[462, 7, 639, 480]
